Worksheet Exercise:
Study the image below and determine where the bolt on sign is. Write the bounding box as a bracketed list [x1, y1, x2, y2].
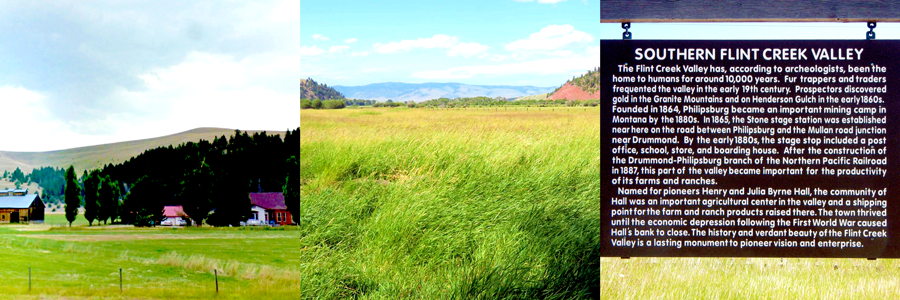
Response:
[600, 40, 899, 258]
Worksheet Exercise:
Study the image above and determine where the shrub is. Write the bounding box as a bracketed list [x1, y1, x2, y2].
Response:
[322, 100, 346, 109]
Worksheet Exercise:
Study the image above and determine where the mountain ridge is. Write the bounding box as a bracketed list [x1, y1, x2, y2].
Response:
[333, 82, 555, 102]
[0, 127, 286, 174]
[301, 78, 345, 99]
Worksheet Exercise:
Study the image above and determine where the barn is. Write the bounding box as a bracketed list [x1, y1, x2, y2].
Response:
[0, 189, 45, 223]
[248, 192, 293, 225]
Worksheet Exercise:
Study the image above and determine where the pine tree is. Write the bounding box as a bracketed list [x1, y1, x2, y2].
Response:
[98, 176, 121, 224]
[180, 158, 214, 226]
[284, 156, 299, 225]
[124, 177, 163, 227]
[64, 166, 81, 227]
[83, 170, 101, 226]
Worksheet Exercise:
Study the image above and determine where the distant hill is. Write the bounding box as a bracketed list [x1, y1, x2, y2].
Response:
[333, 82, 555, 102]
[549, 68, 600, 100]
[0, 128, 286, 174]
[515, 93, 550, 101]
[301, 78, 345, 99]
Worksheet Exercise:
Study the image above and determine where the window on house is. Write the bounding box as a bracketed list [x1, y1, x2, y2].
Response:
[277, 213, 282, 222]
[252, 212, 258, 220]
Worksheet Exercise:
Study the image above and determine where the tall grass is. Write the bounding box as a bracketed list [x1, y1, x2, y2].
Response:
[300, 107, 601, 298]
[602, 257, 900, 299]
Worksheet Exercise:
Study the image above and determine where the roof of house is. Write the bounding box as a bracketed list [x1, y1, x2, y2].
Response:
[0, 188, 28, 194]
[249, 193, 287, 210]
[0, 194, 41, 208]
[163, 205, 186, 217]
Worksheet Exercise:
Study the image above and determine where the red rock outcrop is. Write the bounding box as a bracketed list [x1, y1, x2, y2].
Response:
[548, 82, 600, 100]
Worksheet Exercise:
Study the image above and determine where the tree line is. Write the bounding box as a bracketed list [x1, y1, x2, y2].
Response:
[59, 128, 300, 227]
[415, 97, 599, 108]
[301, 99, 379, 109]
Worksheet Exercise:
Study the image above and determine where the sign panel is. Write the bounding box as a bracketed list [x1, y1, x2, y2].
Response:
[600, 40, 899, 258]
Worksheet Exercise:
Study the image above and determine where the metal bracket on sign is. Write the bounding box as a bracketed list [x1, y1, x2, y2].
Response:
[622, 22, 632, 40]
[867, 22, 876, 40]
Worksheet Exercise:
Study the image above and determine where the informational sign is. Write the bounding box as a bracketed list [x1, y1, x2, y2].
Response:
[600, 40, 899, 258]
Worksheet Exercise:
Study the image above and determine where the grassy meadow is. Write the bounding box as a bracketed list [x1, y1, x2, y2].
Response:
[0, 225, 305, 299]
[301, 107, 602, 298]
[300, 107, 900, 299]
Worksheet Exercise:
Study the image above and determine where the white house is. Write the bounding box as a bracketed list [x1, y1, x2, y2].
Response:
[247, 205, 268, 225]
[162, 205, 187, 226]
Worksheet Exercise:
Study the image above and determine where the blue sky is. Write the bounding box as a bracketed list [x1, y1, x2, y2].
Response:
[301, 0, 600, 87]
[1, 1, 300, 152]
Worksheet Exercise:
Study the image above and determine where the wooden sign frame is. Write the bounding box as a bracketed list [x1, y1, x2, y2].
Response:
[601, 0, 900, 23]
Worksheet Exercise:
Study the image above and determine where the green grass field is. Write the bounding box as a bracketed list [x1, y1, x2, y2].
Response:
[301, 107, 602, 298]
[300, 107, 900, 299]
[0, 225, 305, 299]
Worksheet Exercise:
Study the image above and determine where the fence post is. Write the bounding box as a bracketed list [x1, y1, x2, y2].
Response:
[119, 268, 123, 292]
[215, 269, 219, 293]
[28, 267, 31, 291]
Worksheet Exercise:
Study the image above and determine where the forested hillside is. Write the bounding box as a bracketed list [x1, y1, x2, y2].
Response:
[301, 78, 344, 100]
[569, 67, 600, 94]
[30, 129, 300, 227]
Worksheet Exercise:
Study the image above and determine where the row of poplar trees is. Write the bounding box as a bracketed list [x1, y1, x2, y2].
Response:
[63, 128, 300, 227]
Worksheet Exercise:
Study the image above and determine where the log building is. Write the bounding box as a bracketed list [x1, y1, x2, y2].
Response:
[0, 189, 45, 223]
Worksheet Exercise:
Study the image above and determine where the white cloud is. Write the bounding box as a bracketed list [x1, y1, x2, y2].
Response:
[489, 55, 508, 62]
[515, 0, 567, 3]
[548, 50, 574, 57]
[373, 34, 458, 54]
[300, 46, 325, 56]
[1, 86, 99, 151]
[0, 85, 149, 151]
[4, 51, 300, 151]
[0, 2, 301, 151]
[447, 42, 490, 57]
[128, 51, 299, 138]
[344, 38, 357, 43]
[267, 0, 300, 22]
[351, 51, 369, 57]
[312, 34, 329, 41]
[329, 45, 350, 53]
[506, 24, 592, 51]
[413, 46, 598, 79]
[373, 35, 491, 57]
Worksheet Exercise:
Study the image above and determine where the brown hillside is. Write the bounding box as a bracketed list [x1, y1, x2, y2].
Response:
[549, 82, 600, 101]
[0, 127, 286, 174]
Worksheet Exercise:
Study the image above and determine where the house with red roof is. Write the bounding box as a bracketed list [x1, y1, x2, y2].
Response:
[249, 192, 293, 225]
[162, 205, 187, 226]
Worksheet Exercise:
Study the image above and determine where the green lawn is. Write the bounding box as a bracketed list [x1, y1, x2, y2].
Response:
[0, 226, 304, 299]
[42, 214, 89, 226]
